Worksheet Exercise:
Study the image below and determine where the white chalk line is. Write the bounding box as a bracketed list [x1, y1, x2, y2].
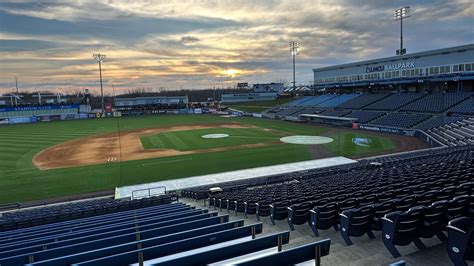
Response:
[0, 167, 37, 173]
[107, 156, 119, 162]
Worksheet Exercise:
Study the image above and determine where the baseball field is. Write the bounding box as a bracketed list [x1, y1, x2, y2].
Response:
[0, 115, 428, 204]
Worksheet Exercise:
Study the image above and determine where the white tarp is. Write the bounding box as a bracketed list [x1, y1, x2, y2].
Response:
[115, 156, 357, 199]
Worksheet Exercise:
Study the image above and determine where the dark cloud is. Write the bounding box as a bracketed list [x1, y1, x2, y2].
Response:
[0, 10, 239, 44]
[180, 36, 200, 44]
[0, 39, 60, 51]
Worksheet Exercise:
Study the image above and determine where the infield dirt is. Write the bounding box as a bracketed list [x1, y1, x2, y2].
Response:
[33, 123, 274, 170]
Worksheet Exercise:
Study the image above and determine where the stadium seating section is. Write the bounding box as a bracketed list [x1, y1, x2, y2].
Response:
[400, 92, 473, 113]
[0, 195, 334, 265]
[0, 195, 174, 231]
[266, 92, 474, 142]
[320, 109, 351, 117]
[286, 93, 360, 107]
[182, 145, 473, 265]
[415, 116, 467, 130]
[318, 93, 360, 107]
[449, 98, 474, 115]
[342, 110, 385, 123]
[426, 117, 474, 146]
[370, 113, 431, 128]
[336, 93, 389, 109]
[364, 93, 425, 111]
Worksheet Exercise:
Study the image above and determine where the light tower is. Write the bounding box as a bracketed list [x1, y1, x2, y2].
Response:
[93, 53, 106, 113]
[289, 41, 299, 93]
[394, 6, 411, 56]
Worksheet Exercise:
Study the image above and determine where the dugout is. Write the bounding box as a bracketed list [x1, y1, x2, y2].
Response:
[300, 114, 357, 127]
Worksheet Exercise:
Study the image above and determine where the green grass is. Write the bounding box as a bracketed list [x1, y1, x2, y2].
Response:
[324, 132, 396, 157]
[119, 144, 311, 186]
[227, 98, 295, 113]
[141, 128, 280, 151]
[0, 115, 398, 204]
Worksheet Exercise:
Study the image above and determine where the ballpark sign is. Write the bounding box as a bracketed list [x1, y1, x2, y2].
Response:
[366, 61, 415, 73]
[0, 104, 80, 113]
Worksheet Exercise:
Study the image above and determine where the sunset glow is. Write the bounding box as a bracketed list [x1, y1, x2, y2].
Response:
[0, 0, 472, 94]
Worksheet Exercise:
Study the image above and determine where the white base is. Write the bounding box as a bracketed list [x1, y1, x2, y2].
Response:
[201, 133, 229, 139]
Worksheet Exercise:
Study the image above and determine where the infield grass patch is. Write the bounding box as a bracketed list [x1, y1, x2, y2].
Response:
[140, 127, 281, 151]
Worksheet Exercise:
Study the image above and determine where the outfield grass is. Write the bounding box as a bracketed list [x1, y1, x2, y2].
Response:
[0, 115, 397, 204]
[141, 128, 280, 151]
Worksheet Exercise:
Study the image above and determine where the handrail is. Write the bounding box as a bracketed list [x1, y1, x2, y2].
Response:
[131, 186, 167, 200]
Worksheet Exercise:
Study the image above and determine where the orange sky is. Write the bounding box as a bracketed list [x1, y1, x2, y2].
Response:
[0, 0, 473, 94]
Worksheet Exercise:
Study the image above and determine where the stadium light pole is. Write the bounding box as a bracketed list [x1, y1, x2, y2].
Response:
[290, 41, 299, 94]
[394, 6, 410, 56]
[15, 76, 19, 94]
[93, 53, 106, 113]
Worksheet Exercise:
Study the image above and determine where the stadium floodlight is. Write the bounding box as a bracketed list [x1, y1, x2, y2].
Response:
[394, 6, 411, 56]
[93, 53, 106, 114]
[290, 41, 299, 94]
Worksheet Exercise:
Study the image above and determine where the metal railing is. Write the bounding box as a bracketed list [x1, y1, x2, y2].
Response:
[131, 186, 167, 200]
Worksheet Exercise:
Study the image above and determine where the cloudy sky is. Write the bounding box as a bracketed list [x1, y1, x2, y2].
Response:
[0, 0, 473, 94]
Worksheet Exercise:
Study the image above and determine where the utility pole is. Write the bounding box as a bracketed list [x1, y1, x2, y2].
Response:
[93, 53, 106, 113]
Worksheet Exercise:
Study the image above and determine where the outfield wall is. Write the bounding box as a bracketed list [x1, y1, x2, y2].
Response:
[0, 104, 81, 125]
[0, 106, 243, 126]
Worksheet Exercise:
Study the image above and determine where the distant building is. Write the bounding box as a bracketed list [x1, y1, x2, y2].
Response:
[114, 96, 188, 108]
[313, 44, 474, 91]
[114, 96, 188, 115]
[221, 92, 278, 103]
[237, 82, 249, 89]
[252, 83, 285, 93]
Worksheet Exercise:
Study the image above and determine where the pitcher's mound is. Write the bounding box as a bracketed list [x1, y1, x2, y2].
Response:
[280, 135, 333, 145]
[202, 133, 230, 139]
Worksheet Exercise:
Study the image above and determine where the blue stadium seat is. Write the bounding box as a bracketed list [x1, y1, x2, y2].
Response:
[0, 212, 221, 254]
[287, 201, 315, 230]
[447, 217, 474, 266]
[27, 223, 264, 265]
[382, 206, 426, 258]
[418, 200, 448, 242]
[1, 219, 244, 265]
[310, 202, 339, 237]
[237, 239, 331, 266]
[143, 231, 290, 266]
[340, 205, 375, 246]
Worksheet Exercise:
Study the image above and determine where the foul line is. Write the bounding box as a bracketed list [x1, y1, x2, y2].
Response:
[141, 157, 193, 166]
[0, 167, 37, 173]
